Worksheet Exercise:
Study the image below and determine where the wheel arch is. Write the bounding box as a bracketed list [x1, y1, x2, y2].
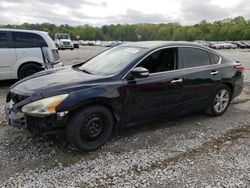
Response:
[67, 98, 122, 131]
[221, 82, 234, 96]
[17, 61, 43, 78]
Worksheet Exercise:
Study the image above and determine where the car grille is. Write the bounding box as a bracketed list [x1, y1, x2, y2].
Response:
[7, 92, 29, 104]
[63, 41, 70, 46]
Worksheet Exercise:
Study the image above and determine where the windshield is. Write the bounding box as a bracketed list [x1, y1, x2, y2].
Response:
[79, 46, 145, 76]
[57, 34, 70, 40]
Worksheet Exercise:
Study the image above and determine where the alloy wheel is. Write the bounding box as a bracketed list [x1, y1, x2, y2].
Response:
[213, 89, 229, 113]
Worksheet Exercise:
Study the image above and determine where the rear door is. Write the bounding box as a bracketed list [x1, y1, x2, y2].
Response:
[0, 31, 17, 80]
[179, 47, 221, 112]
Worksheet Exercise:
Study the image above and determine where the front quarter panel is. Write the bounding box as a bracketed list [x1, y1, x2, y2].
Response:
[56, 82, 126, 117]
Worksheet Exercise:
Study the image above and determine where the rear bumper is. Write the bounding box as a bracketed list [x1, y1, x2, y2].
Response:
[232, 75, 244, 99]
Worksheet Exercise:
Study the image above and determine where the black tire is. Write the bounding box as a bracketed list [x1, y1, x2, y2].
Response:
[18, 63, 42, 80]
[205, 84, 232, 116]
[70, 48, 74, 50]
[66, 105, 114, 151]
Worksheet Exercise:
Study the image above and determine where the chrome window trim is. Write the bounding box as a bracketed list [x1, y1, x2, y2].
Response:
[210, 51, 222, 64]
[122, 45, 222, 79]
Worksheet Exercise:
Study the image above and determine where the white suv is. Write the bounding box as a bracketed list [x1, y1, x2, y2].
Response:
[0, 29, 63, 80]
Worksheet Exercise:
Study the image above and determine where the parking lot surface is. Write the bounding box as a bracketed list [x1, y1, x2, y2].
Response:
[0, 47, 249, 187]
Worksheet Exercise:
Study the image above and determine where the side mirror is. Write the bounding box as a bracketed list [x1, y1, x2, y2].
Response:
[131, 67, 149, 78]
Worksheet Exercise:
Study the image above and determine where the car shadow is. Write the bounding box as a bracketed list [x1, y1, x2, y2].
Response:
[25, 111, 208, 153]
[112, 111, 208, 140]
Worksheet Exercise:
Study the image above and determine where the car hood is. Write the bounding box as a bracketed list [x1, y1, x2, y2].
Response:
[59, 39, 71, 42]
[11, 66, 105, 96]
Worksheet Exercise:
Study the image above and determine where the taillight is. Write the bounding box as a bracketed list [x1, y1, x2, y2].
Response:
[234, 64, 245, 73]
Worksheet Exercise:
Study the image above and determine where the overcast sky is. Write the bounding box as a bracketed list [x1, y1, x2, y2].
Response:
[0, 0, 250, 26]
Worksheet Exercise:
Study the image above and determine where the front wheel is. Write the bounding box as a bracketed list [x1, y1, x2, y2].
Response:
[206, 85, 231, 116]
[66, 105, 114, 151]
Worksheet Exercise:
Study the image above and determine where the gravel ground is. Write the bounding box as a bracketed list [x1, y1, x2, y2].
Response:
[0, 47, 249, 187]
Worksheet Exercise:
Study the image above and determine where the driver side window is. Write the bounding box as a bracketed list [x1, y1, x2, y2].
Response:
[137, 48, 177, 74]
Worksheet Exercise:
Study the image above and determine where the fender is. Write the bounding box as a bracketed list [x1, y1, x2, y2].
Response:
[56, 85, 125, 118]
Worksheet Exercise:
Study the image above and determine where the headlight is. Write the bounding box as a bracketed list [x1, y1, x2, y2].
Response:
[22, 94, 68, 115]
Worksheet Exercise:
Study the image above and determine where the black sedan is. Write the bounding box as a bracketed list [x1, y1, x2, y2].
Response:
[5, 41, 244, 151]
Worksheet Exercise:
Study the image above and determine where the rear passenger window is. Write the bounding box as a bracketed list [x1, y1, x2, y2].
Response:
[0, 33, 7, 48]
[181, 48, 210, 68]
[12, 32, 48, 48]
[210, 53, 220, 64]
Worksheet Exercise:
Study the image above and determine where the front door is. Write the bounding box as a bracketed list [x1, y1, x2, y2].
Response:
[124, 47, 183, 123]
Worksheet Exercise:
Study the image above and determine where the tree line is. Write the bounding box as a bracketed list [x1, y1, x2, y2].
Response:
[1, 16, 250, 41]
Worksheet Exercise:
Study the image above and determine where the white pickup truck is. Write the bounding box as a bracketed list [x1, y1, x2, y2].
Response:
[54, 33, 74, 50]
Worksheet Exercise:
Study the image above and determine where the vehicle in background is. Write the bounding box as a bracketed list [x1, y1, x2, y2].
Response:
[210, 42, 224, 49]
[210, 42, 237, 49]
[94, 41, 102, 46]
[73, 41, 80, 49]
[241, 41, 250, 48]
[0, 29, 62, 80]
[5, 41, 244, 151]
[54, 33, 74, 50]
[101, 41, 113, 47]
[193, 40, 212, 48]
[231, 41, 247, 49]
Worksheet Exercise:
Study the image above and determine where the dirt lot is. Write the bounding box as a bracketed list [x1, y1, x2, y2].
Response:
[0, 47, 249, 187]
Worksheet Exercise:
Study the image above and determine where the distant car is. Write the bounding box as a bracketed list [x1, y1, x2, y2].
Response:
[0, 29, 62, 80]
[95, 41, 102, 46]
[54, 33, 74, 50]
[211, 42, 223, 49]
[103, 41, 113, 47]
[241, 41, 250, 48]
[5, 41, 244, 151]
[231, 41, 247, 49]
[73, 41, 80, 49]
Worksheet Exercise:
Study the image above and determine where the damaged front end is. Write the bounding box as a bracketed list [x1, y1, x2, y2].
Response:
[5, 91, 69, 136]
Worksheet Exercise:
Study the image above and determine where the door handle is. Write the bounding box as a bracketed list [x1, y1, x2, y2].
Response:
[171, 78, 183, 84]
[210, 70, 219, 75]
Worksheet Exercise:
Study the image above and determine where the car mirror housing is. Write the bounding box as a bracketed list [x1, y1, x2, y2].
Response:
[131, 67, 149, 78]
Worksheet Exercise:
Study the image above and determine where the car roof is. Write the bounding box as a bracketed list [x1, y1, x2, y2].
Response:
[121, 41, 211, 50]
[0, 28, 48, 35]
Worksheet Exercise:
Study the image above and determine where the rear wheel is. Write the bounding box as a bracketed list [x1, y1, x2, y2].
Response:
[66, 105, 114, 151]
[206, 85, 231, 116]
[18, 63, 42, 80]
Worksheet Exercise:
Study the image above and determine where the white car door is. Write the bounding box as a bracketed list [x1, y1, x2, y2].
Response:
[0, 32, 17, 80]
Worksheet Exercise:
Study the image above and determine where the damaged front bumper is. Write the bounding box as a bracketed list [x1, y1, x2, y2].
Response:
[5, 100, 26, 128]
[5, 98, 69, 135]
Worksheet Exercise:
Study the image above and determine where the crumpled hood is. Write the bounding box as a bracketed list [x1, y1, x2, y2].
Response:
[11, 66, 105, 96]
